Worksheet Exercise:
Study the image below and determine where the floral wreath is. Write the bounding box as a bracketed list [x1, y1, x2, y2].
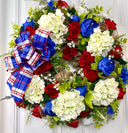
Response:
[3, 0, 128, 129]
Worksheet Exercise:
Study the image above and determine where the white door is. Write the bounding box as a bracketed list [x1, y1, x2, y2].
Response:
[0, 0, 128, 133]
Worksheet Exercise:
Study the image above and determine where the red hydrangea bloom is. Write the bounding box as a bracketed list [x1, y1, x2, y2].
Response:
[44, 82, 59, 98]
[32, 106, 43, 119]
[15, 100, 27, 108]
[57, 0, 68, 8]
[79, 50, 94, 67]
[105, 19, 117, 30]
[25, 26, 36, 36]
[109, 45, 123, 58]
[63, 46, 78, 60]
[80, 109, 91, 118]
[68, 119, 79, 128]
[67, 21, 81, 41]
[118, 87, 126, 99]
[34, 61, 52, 75]
[83, 66, 98, 82]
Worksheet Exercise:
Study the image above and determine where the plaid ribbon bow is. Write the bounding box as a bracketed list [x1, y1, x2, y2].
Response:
[5, 28, 51, 102]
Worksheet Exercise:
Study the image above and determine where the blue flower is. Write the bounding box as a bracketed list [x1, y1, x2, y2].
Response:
[81, 18, 99, 37]
[22, 17, 35, 31]
[107, 105, 114, 115]
[98, 57, 115, 76]
[70, 15, 80, 22]
[43, 100, 56, 116]
[120, 67, 128, 84]
[47, 38, 56, 56]
[75, 86, 87, 97]
[47, 0, 56, 9]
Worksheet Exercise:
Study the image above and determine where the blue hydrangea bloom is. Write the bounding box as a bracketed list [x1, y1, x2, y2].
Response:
[98, 57, 115, 76]
[43, 100, 56, 116]
[47, 0, 56, 9]
[70, 15, 80, 22]
[120, 67, 128, 84]
[107, 105, 114, 115]
[75, 86, 87, 97]
[22, 17, 35, 31]
[81, 18, 99, 37]
[47, 38, 56, 56]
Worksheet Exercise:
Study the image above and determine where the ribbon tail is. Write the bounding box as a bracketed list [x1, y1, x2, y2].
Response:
[11, 64, 33, 102]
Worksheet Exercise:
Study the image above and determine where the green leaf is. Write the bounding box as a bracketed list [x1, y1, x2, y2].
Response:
[96, 5, 99, 10]
[115, 58, 127, 65]
[53, 116, 59, 122]
[90, 80, 99, 91]
[87, 14, 93, 19]
[110, 71, 117, 76]
[75, 77, 82, 83]
[95, 55, 102, 63]
[63, 32, 69, 38]
[68, 7, 76, 14]
[123, 38, 127, 43]
[100, 6, 103, 11]
[98, 72, 103, 78]
[85, 89, 94, 109]
[49, 124, 55, 128]
[78, 34, 82, 39]
[9, 40, 16, 48]
[116, 64, 123, 75]
[53, 1, 58, 7]
[91, 63, 98, 70]
[81, 77, 92, 89]
[59, 82, 71, 94]
[42, 93, 52, 104]
[109, 29, 114, 36]
[110, 100, 119, 111]
[56, 50, 63, 57]
[79, 12, 87, 20]
[81, 77, 88, 86]
[93, 16, 100, 23]
[78, 42, 88, 51]
[81, 37, 90, 45]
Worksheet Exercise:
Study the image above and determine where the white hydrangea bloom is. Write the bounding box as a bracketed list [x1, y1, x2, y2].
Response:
[52, 90, 85, 121]
[87, 27, 114, 57]
[24, 75, 45, 104]
[92, 78, 119, 106]
[38, 9, 68, 45]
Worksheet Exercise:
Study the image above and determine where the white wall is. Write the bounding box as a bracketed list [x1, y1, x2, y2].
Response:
[0, 0, 128, 133]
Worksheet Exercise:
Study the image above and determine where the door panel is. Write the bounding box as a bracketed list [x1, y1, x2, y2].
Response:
[0, 0, 128, 133]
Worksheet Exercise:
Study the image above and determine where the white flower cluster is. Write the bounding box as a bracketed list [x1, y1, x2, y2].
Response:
[67, 41, 75, 48]
[87, 27, 114, 57]
[92, 78, 119, 106]
[52, 90, 85, 121]
[38, 9, 68, 45]
[24, 75, 45, 104]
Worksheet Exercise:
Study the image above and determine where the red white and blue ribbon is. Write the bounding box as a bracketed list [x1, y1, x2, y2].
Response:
[5, 28, 51, 102]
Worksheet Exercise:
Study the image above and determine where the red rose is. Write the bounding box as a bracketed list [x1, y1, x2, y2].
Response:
[25, 26, 36, 36]
[44, 82, 59, 98]
[109, 46, 123, 58]
[63, 46, 78, 60]
[57, 0, 68, 8]
[34, 61, 52, 75]
[118, 87, 126, 99]
[68, 119, 79, 128]
[79, 50, 94, 67]
[32, 106, 44, 119]
[80, 109, 91, 118]
[105, 19, 117, 30]
[15, 100, 27, 108]
[83, 66, 98, 82]
[67, 21, 81, 41]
